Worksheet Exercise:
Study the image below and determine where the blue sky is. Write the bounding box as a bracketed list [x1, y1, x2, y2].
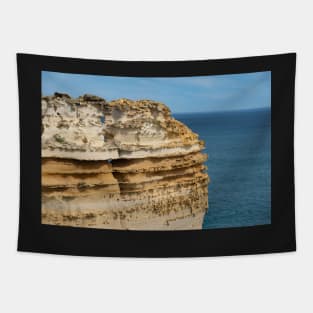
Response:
[42, 70, 271, 113]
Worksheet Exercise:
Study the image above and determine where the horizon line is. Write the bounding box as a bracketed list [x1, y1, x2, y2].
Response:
[172, 106, 270, 114]
[42, 93, 270, 115]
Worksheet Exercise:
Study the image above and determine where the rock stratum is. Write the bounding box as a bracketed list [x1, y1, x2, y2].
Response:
[41, 93, 209, 230]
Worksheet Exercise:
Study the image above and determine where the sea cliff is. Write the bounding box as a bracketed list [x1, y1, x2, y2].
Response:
[41, 93, 209, 230]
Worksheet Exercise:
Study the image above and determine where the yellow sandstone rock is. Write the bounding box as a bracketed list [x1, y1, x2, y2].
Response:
[41, 93, 209, 230]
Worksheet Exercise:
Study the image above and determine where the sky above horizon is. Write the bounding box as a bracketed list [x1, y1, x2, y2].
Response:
[42, 70, 271, 113]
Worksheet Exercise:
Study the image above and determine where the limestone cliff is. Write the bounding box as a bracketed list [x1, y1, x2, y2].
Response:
[41, 93, 209, 230]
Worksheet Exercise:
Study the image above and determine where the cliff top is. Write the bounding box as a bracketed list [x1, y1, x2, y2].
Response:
[42, 92, 171, 115]
[41, 92, 203, 160]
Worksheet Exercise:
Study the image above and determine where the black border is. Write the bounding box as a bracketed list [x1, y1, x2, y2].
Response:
[17, 53, 296, 257]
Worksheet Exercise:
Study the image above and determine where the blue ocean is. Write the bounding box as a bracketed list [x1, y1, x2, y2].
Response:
[174, 107, 271, 229]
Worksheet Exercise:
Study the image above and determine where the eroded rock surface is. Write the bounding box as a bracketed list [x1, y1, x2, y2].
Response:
[41, 93, 209, 230]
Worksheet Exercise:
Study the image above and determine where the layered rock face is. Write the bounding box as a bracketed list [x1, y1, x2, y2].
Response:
[41, 93, 209, 230]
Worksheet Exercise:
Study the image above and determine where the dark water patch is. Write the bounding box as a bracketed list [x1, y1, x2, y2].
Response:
[174, 108, 271, 229]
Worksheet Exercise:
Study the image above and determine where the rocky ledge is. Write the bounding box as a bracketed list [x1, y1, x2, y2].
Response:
[41, 93, 209, 230]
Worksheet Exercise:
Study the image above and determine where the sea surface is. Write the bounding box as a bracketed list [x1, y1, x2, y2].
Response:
[174, 108, 271, 229]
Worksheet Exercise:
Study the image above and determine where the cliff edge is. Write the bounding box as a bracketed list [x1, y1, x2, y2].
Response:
[41, 93, 209, 230]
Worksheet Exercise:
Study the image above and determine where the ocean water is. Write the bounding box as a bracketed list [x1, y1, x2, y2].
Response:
[174, 108, 271, 229]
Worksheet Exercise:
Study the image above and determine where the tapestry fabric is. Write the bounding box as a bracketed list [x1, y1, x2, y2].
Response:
[17, 53, 296, 257]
